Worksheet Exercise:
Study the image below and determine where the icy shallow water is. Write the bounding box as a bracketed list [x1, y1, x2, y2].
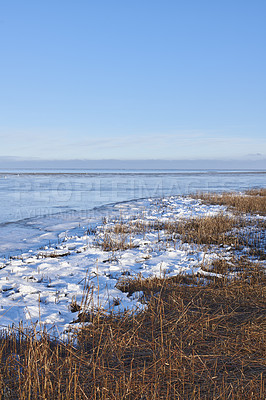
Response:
[0, 169, 265, 257]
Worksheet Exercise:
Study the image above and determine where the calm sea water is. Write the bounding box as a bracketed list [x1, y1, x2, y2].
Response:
[0, 169, 265, 257]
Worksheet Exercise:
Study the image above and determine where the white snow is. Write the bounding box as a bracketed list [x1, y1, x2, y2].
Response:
[0, 195, 263, 337]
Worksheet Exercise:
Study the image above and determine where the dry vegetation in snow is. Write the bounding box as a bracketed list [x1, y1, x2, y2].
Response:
[0, 190, 265, 399]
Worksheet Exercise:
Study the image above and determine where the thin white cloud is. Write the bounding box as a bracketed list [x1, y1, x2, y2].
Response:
[0, 128, 265, 160]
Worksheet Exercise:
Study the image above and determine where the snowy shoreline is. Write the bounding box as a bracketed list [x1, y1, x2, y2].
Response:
[1, 169, 266, 258]
[0, 194, 264, 337]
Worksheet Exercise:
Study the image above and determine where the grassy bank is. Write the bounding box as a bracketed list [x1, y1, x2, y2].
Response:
[0, 190, 265, 399]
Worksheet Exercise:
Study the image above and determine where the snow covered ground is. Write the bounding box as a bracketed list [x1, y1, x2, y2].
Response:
[0, 195, 241, 337]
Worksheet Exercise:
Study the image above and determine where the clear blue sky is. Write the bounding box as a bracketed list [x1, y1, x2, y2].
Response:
[0, 0, 265, 160]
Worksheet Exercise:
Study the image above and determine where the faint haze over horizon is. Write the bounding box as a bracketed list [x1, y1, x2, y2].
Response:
[0, 156, 266, 170]
[0, 1, 265, 161]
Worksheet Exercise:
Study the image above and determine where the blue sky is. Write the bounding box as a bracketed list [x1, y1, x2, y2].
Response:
[0, 0, 265, 160]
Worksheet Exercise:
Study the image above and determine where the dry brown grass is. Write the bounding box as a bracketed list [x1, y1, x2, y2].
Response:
[0, 261, 265, 399]
[194, 189, 266, 216]
[178, 213, 239, 246]
[98, 213, 240, 247]
[246, 188, 266, 197]
[192, 190, 266, 259]
[96, 232, 135, 252]
[97, 195, 265, 259]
